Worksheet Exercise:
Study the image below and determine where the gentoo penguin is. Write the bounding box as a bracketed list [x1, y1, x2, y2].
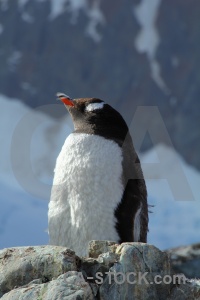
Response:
[48, 93, 148, 256]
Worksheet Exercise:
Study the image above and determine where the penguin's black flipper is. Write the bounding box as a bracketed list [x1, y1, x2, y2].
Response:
[115, 178, 148, 243]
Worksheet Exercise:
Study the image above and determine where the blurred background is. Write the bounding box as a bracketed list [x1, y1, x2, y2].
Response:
[0, 0, 199, 250]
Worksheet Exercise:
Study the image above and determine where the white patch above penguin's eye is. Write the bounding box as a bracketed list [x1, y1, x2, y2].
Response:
[85, 102, 104, 112]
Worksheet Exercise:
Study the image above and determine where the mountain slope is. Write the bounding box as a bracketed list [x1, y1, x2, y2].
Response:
[0, 0, 199, 170]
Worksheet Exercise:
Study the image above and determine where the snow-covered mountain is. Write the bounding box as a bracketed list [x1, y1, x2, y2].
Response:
[0, 0, 200, 172]
[0, 95, 199, 250]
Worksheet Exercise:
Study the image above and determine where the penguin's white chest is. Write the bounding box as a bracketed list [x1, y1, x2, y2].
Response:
[48, 133, 124, 256]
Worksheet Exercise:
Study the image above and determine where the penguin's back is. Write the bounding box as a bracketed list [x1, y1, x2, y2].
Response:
[48, 132, 124, 256]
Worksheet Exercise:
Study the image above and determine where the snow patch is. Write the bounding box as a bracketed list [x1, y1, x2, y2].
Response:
[85, 0, 105, 42]
[49, 0, 87, 20]
[49, 0, 105, 43]
[49, 0, 68, 20]
[17, 0, 35, 23]
[134, 0, 170, 94]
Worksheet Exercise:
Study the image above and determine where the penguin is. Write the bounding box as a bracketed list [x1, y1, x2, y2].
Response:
[48, 93, 148, 257]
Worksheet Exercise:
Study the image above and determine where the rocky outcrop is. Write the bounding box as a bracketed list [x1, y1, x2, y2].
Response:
[0, 246, 79, 297]
[167, 242, 200, 279]
[0, 241, 200, 299]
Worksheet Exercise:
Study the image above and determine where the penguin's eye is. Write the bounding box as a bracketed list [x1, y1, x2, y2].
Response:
[85, 102, 104, 112]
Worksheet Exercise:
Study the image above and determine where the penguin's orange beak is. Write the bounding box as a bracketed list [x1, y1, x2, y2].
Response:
[56, 92, 75, 107]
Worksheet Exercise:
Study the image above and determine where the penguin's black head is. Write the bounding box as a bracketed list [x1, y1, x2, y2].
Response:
[57, 93, 128, 142]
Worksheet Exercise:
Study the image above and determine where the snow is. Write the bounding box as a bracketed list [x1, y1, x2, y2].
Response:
[0, 94, 199, 250]
[134, 0, 170, 95]
[1, 0, 104, 42]
[49, 0, 105, 42]
[85, 0, 105, 42]
[141, 145, 200, 249]
[0, 181, 48, 248]
[134, 0, 160, 58]
[49, 0, 87, 21]
[0, 94, 72, 248]
[0, 94, 72, 196]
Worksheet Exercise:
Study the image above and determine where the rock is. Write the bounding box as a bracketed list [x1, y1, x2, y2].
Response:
[100, 243, 173, 300]
[167, 279, 200, 300]
[98, 243, 200, 300]
[167, 243, 200, 279]
[0, 245, 79, 297]
[88, 240, 118, 259]
[1, 271, 93, 300]
[1, 242, 200, 299]
[80, 243, 119, 287]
